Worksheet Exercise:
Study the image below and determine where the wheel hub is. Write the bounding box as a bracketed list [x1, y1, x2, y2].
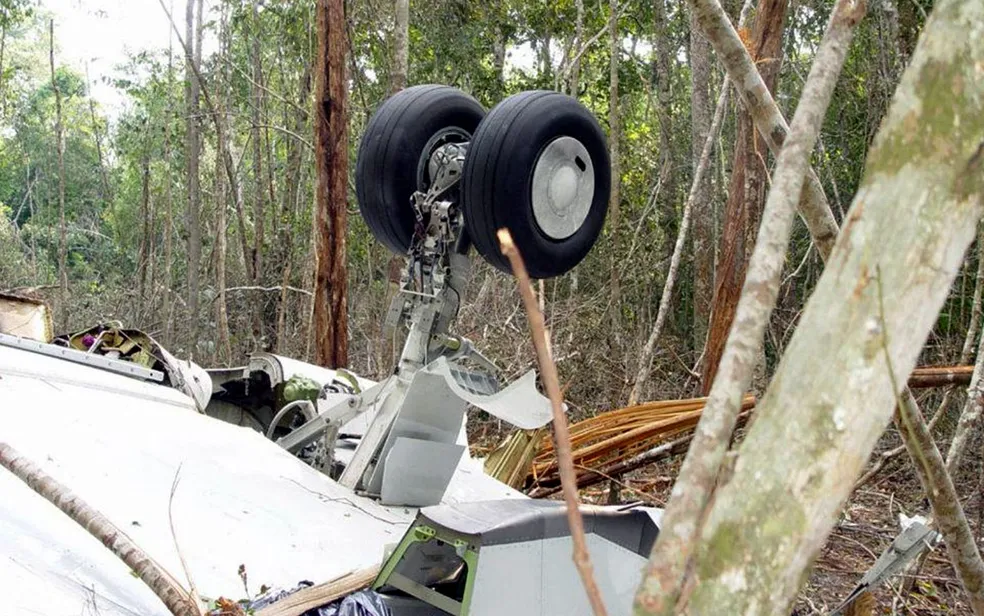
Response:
[531, 136, 594, 240]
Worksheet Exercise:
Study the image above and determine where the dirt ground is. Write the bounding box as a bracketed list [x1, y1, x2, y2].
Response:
[470, 395, 984, 615]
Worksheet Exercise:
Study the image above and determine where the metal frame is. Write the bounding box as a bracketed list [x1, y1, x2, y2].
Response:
[0, 332, 164, 383]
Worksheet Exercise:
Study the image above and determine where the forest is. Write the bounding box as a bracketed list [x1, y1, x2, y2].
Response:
[1, 0, 983, 613]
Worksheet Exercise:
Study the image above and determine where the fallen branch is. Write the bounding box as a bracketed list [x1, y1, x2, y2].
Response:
[254, 567, 380, 616]
[908, 365, 974, 388]
[0, 442, 201, 616]
[498, 229, 608, 616]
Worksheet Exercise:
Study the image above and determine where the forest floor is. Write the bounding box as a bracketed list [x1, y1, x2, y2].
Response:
[470, 404, 984, 615]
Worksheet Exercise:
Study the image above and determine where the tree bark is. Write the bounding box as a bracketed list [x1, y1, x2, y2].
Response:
[652, 0, 677, 270]
[49, 20, 68, 331]
[608, 0, 621, 230]
[164, 10, 176, 345]
[701, 0, 789, 393]
[689, 6, 715, 353]
[312, 0, 349, 369]
[635, 0, 983, 611]
[391, 0, 409, 93]
[0, 443, 201, 616]
[250, 2, 264, 283]
[896, 390, 984, 613]
[945, 326, 984, 473]
[184, 0, 202, 341]
[138, 150, 152, 308]
[688, 0, 841, 261]
[635, 1, 864, 612]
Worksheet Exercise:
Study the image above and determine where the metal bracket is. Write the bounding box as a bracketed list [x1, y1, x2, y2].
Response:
[0, 332, 164, 382]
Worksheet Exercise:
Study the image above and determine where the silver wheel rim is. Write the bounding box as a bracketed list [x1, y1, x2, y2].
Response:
[531, 136, 594, 240]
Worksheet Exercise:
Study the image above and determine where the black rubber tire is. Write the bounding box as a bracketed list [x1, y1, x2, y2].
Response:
[460, 91, 610, 278]
[355, 85, 486, 254]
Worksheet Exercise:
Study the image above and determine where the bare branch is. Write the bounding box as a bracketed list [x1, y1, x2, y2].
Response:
[498, 229, 608, 616]
[0, 443, 201, 616]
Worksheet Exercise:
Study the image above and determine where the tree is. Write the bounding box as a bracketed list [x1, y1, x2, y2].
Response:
[635, 0, 984, 611]
[701, 0, 789, 392]
[48, 19, 66, 329]
[391, 0, 409, 93]
[689, 5, 714, 354]
[184, 0, 202, 342]
[312, 0, 349, 368]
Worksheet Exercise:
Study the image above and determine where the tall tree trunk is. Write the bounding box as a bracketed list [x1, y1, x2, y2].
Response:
[250, 0, 266, 347]
[215, 1, 233, 365]
[164, 8, 176, 345]
[689, 7, 715, 353]
[277, 67, 311, 353]
[49, 20, 68, 331]
[701, 0, 788, 393]
[608, 0, 620, 230]
[185, 0, 202, 344]
[85, 62, 113, 228]
[391, 0, 409, 93]
[652, 0, 677, 270]
[568, 0, 584, 94]
[686, 0, 841, 261]
[138, 151, 152, 309]
[635, 0, 984, 610]
[312, 0, 349, 368]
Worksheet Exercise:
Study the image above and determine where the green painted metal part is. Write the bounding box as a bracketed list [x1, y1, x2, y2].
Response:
[372, 523, 479, 615]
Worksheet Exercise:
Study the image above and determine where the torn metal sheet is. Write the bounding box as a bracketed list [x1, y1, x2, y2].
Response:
[424, 357, 554, 430]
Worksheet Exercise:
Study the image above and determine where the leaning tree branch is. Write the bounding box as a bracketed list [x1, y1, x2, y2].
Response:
[895, 389, 984, 612]
[688, 0, 841, 261]
[499, 229, 608, 616]
[634, 1, 865, 613]
[0, 443, 201, 616]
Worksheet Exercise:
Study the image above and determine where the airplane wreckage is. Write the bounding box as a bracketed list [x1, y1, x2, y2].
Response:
[0, 86, 938, 616]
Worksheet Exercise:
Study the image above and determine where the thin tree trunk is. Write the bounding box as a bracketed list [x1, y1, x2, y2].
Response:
[138, 151, 152, 308]
[652, 0, 677, 270]
[634, 1, 864, 612]
[689, 6, 715, 353]
[635, 0, 983, 610]
[946, 327, 984, 473]
[943, 224, 984, 471]
[185, 0, 202, 344]
[0, 24, 7, 116]
[701, 0, 789, 393]
[85, 62, 113, 226]
[214, 3, 232, 365]
[0, 442, 201, 616]
[49, 20, 68, 331]
[627, 78, 731, 406]
[391, 0, 409, 94]
[250, 0, 266, 347]
[312, 0, 349, 368]
[896, 390, 984, 613]
[164, 7, 176, 345]
[688, 0, 841, 261]
[608, 0, 620, 230]
[569, 0, 584, 94]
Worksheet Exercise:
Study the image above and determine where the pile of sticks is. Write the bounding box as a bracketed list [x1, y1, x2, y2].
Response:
[521, 365, 972, 498]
